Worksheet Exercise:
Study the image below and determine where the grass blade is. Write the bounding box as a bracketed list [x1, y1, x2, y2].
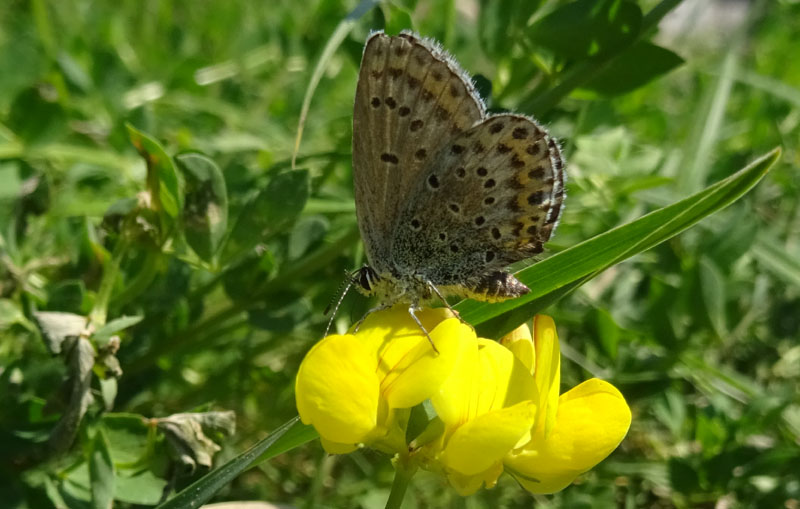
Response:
[291, 0, 379, 168]
[156, 417, 317, 509]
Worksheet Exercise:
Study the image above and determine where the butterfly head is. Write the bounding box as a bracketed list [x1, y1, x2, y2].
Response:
[354, 265, 381, 295]
[353, 265, 435, 306]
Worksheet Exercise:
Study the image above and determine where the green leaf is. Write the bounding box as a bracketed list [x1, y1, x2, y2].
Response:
[0, 298, 36, 332]
[7, 86, 68, 146]
[751, 232, 800, 289]
[89, 429, 115, 509]
[479, 0, 542, 58]
[581, 41, 684, 95]
[175, 153, 229, 263]
[99, 377, 117, 410]
[526, 0, 642, 60]
[593, 308, 621, 359]
[222, 169, 309, 263]
[126, 124, 183, 240]
[115, 468, 168, 506]
[458, 148, 781, 338]
[288, 216, 329, 260]
[382, 4, 413, 35]
[102, 413, 150, 466]
[156, 417, 317, 509]
[699, 256, 728, 338]
[93, 315, 143, 346]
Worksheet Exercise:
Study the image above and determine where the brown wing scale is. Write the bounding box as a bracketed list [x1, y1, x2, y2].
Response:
[352, 31, 484, 271]
[390, 113, 565, 301]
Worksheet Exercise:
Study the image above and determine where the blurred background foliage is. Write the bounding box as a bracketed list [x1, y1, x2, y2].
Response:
[0, 0, 798, 507]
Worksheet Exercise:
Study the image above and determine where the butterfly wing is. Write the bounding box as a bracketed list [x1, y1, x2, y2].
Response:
[352, 31, 485, 271]
[390, 114, 566, 301]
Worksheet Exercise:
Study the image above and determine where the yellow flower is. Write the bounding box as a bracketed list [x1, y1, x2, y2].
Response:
[422, 332, 539, 495]
[295, 305, 472, 454]
[502, 315, 632, 494]
[296, 307, 631, 498]
[420, 315, 631, 495]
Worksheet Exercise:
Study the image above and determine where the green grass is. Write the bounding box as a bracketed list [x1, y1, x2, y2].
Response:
[1, 1, 799, 508]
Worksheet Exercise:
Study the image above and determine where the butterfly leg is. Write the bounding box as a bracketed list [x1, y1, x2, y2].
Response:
[426, 281, 472, 329]
[407, 305, 440, 355]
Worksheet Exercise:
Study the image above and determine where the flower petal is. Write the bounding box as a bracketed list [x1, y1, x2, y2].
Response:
[441, 400, 536, 476]
[446, 462, 504, 496]
[295, 334, 380, 444]
[429, 330, 480, 426]
[533, 315, 560, 437]
[380, 318, 472, 409]
[356, 305, 454, 362]
[500, 322, 535, 375]
[432, 337, 537, 428]
[505, 378, 632, 494]
[477, 339, 538, 418]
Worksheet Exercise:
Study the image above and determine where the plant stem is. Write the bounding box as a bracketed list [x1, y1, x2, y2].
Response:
[384, 461, 416, 509]
[113, 248, 160, 309]
[90, 236, 130, 327]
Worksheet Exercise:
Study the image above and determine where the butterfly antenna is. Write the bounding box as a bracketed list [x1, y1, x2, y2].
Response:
[324, 272, 354, 315]
[324, 270, 359, 337]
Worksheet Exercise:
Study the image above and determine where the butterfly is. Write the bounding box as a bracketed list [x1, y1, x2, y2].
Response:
[332, 30, 565, 336]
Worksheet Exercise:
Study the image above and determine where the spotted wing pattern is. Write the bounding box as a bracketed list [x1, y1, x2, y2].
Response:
[352, 31, 485, 272]
[390, 113, 565, 301]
